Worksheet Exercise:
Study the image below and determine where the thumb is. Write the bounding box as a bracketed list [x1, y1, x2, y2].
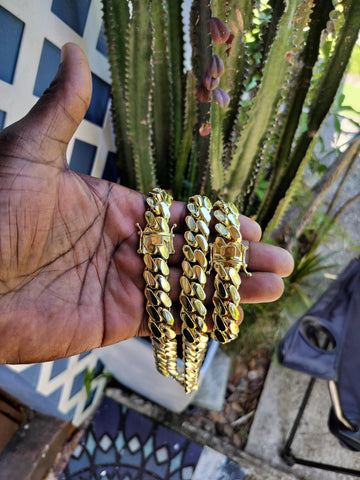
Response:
[14, 43, 92, 165]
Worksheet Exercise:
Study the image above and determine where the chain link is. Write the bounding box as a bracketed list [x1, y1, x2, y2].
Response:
[210, 200, 251, 344]
[138, 191, 252, 392]
[180, 195, 212, 393]
[137, 188, 179, 380]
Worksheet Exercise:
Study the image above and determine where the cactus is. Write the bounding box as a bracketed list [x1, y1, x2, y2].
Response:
[102, 0, 360, 236]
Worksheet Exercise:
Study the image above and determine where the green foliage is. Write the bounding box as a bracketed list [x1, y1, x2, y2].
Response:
[347, 44, 360, 75]
[102, 0, 360, 239]
[84, 367, 112, 398]
[257, 0, 360, 236]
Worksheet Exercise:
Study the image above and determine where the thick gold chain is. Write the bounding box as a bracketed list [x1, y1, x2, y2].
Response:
[210, 200, 251, 344]
[138, 191, 252, 392]
[180, 195, 212, 393]
[137, 188, 179, 379]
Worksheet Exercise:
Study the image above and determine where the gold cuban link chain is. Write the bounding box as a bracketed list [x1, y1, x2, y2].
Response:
[210, 200, 251, 344]
[180, 195, 213, 394]
[137, 188, 179, 379]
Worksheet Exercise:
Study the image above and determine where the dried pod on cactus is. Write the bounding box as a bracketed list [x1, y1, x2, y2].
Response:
[209, 17, 230, 44]
[202, 71, 220, 91]
[197, 83, 211, 103]
[226, 33, 235, 55]
[213, 88, 230, 109]
[199, 122, 212, 136]
[226, 33, 235, 46]
[208, 55, 224, 79]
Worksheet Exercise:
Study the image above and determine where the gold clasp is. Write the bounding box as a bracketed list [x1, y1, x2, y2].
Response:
[137, 224, 176, 259]
[210, 237, 251, 275]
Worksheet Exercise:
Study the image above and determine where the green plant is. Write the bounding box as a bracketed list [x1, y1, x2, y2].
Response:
[100, 1, 360, 362]
[84, 367, 112, 398]
[102, 0, 360, 239]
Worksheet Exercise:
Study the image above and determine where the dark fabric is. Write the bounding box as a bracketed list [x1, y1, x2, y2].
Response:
[278, 257, 360, 450]
[328, 408, 360, 452]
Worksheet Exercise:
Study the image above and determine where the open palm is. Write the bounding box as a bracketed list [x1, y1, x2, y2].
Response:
[0, 44, 293, 364]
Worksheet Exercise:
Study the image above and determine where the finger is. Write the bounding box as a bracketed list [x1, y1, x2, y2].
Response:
[245, 241, 294, 277]
[238, 214, 262, 241]
[168, 209, 262, 266]
[238, 272, 284, 303]
[142, 272, 281, 337]
[150, 301, 244, 336]
[170, 201, 262, 242]
[10, 43, 92, 166]
[168, 232, 293, 279]
[167, 265, 284, 303]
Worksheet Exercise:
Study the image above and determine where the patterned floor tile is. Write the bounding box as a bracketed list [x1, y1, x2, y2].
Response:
[61, 397, 203, 480]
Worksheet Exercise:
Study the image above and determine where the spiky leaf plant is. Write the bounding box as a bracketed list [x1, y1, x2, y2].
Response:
[102, 0, 360, 238]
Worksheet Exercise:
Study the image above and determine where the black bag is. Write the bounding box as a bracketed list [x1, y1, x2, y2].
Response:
[278, 257, 360, 451]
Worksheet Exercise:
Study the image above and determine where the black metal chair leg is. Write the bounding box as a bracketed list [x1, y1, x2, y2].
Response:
[281, 377, 360, 477]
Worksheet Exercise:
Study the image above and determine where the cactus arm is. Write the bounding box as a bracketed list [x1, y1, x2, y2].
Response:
[172, 71, 197, 199]
[167, 0, 185, 162]
[101, 0, 133, 186]
[190, 0, 212, 195]
[271, 0, 333, 173]
[185, 140, 200, 200]
[253, 0, 332, 218]
[207, 0, 226, 194]
[125, 0, 157, 193]
[209, 0, 257, 195]
[257, 0, 360, 230]
[222, 1, 254, 147]
[151, 0, 174, 188]
[209, 101, 225, 194]
[244, 0, 318, 213]
[262, 139, 316, 241]
[260, 0, 285, 63]
[101, 0, 128, 85]
[190, 0, 211, 85]
[224, 0, 310, 203]
[210, 1, 226, 20]
[306, 0, 360, 132]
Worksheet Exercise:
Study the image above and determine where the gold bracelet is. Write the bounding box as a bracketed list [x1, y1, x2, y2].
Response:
[180, 195, 212, 394]
[210, 200, 251, 344]
[137, 188, 179, 379]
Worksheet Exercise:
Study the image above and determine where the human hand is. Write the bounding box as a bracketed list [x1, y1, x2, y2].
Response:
[0, 44, 293, 364]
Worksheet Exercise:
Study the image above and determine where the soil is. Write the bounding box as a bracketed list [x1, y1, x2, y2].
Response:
[184, 349, 271, 451]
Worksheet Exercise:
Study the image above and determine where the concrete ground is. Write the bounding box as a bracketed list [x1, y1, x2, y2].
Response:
[246, 111, 360, 479]
[246, 365, 360, 479]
